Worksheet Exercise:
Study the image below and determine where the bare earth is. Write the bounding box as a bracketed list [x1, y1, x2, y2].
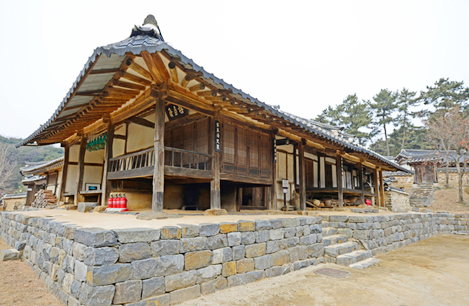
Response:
[181, 235, 469, 306]
[0, 239, 61, 306]
[430, 188, 469, 213]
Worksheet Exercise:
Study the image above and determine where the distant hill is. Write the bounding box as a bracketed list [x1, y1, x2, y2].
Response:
[0, 135, 64, 193]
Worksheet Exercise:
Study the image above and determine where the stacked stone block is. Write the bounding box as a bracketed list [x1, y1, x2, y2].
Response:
[321, 213, 469, 257]
[0, 213, 325, 306]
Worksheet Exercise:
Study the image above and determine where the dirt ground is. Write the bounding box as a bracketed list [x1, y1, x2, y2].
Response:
[1, 235, 468, 306]
[0, 239, 61, 306]
[430, 187, 469, 213]
[181, 235, 469, 306]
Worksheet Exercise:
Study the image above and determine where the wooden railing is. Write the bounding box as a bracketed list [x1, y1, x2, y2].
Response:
[164, 147, 212, 171]
[108, 147, 212, 178]
[109, 147, 155, 173]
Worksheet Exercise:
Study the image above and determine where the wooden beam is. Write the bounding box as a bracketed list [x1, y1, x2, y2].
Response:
[298, 139, 306, 211]
[168, 62, 179, 83]
[126, 116, 154, 129]
[75, 137, 87, 205]
[120, 71, 152, 86]
[89, 68, 120, 75]
[128, 59, 154, 81]
[374, 168, 380, 207]
[336, 155, 344, 208]
[358, 162, 365, 204]
[113, 80, 145, 91]
[166, 90, 215, 117]
[101, 123, 114, 206]
[211, 114, 221, 210]
[141, 51, 165, 84]
[379, 169, 385, 208]
[59, 146, 69, 202]
[152, 84, 166, 213]
[76, 90, 102, 96]
[189, 83, 205, 92]
[152, 53, 171, 80]
[181, 74, 193, 88]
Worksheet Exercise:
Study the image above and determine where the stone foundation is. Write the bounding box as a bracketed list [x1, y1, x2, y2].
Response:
[0, 212, 324, 306]
[322, 213, 469, 257]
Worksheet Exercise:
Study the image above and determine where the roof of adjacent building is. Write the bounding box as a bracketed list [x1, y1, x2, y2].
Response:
[396, 149, 467, 165]
[20, 157, 64, 176]
[2, 192, 27, 199]
[16, 15, 410, 173]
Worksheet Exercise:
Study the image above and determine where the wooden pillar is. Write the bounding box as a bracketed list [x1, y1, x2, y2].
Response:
[379, 169, 385, 208]
[237, 187, 243, 211]
[336, 155, 343, 208]
[59, 146, 69, 202]
[210, 113, 221, 210]
[75, 136, 87, 205]
[293, 145, 297, 187]
[270, 135, 277, 210]
[374, 168, 380, 207]
[101, 120, 114, 206]
[152, 85, 166, 213]
[358, 163, 365, 204]
[298, 139, 306, 211]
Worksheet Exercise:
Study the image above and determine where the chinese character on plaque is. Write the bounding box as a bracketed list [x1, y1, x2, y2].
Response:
[165, 104, 187, 120]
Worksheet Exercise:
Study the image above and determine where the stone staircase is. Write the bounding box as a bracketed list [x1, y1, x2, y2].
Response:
[409, 184, 434, 207]
[322, 227, 379, 269]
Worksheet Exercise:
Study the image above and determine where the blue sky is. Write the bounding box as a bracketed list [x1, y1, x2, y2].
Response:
[1, 0, 468, 140]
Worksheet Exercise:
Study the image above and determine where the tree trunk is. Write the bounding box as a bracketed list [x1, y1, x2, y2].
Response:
[446, 161, 449, 187]
[383, 122, 390, 156]
[456, 156, 463, 203]
[401, 118, 407, 150]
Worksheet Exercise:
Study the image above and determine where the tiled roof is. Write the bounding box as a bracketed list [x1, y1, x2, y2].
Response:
[16, 21, 410, 173]
[20, 157, 64, 176]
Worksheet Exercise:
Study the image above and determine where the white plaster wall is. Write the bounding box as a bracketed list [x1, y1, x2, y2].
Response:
[84, 148, 104, 164]
[113, 139, 125, 157]
[83, 166, 103, 188]
[65, 165, 78, 193]
[126, 123, 153, 153]
[69, 145, 80, 162]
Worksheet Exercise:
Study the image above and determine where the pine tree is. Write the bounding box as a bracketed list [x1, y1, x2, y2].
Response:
[369, 89, 398, 156]
[395, 88, 419, 150]
[421, 78, 469, 112]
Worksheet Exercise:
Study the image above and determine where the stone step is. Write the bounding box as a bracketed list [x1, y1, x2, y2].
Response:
[324, 241, 359, 257]
[336, 250, 372, 266]
[323, 234, 348, 247]
[322, 227, 338, 237]
[349, 258, 380, 269]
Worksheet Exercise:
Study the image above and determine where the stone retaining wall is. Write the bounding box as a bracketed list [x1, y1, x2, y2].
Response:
[384, 189, 411, 213]
[322, 213, 469, 256]
[0, 213, 325, 306]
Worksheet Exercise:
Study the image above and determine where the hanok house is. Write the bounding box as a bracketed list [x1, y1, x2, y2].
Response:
[16, 15, 409, 213]
[20, 157, 64, 206]
[395, 149, 469, 186]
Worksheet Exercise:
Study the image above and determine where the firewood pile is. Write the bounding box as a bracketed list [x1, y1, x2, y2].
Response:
[32, 190, 58, 208]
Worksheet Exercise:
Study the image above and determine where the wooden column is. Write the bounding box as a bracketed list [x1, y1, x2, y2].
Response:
[379, 169, 385, 208]
[270, 135, 277, 210]
[358, 163, 365, 204]
[293, 145, 297, 187]
[59, 146, 69, 203]
[298, 139, 306, 211]
[101, 120, 114, 206]
[75, 136, 87, 205]
[336, 155, 344, 208]
[210, 112, 221, 210]
[373, 168, 380, 207]
[237, 187, 243, 211]
[152, 85, 167, 213]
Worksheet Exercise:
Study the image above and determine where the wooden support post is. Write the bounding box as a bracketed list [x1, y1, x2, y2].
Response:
[298, 139, 306, 211]
[358, 163, 365, 204]
[270, 135, 277, 210]
[152, 85, 167, 213]
[336, 155, 344, 208]
[293, 145, 297, 187]
[374, 168, 380, 207]
[237, 187, 243, 211]
[101, 121, 114, 206]
[379, 169, 385, 208]
[75, 136, 87, 205]
[264, 186, 271, 210]
[59, 146, 69, 203]
[210, 113, 221, 210]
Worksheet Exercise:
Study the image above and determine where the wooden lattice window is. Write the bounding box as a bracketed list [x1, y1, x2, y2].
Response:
[223, 122, 235, 165]
[195, 118, 209, 154]
[249, 132, 259, 169]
